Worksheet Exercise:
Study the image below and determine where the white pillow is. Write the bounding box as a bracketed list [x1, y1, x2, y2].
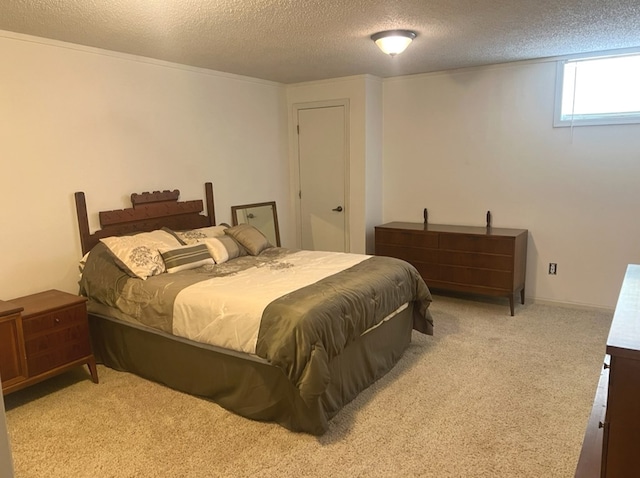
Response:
[202, 236, 246, 264]
[159, 243, 214, 273]
[100, 229, 182, 279]
[175, 225, 227, 245]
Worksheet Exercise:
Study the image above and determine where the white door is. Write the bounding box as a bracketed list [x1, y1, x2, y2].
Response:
[297, 105, 347, 252]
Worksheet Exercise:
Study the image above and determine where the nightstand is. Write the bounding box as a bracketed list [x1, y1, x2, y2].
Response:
[0, 301, 28, 391]
[1, 289, 98, 395]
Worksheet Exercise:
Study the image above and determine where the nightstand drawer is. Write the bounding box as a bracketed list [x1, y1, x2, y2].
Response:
[24, 321, 90, 357]
[22, 304, 87, 338]
[26, 338, 92, 376]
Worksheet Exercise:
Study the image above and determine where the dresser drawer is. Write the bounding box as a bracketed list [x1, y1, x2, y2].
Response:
[439, 265, 512, 289]
[22, 304, 87, 338]
[439, 250, 514, 271]
[411, 262, 440, 282]
[603, 354, 640, 477]
[376, 229, 439, 249]
[440, 234, 514, 255]
[376, 244, 438, 264]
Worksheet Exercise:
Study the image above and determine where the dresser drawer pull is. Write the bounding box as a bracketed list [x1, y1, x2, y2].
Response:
[603, 362, 610, 369]
[54, 318, 60, 324]
[598, 421, 607, 429]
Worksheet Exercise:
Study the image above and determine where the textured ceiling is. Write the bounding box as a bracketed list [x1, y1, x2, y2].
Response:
[1, 0, 640, 84]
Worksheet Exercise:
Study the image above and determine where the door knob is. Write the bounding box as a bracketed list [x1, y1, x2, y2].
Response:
[332, 206, 343, 212]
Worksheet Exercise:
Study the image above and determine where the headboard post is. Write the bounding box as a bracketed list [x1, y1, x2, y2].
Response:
[74, 191, 91, 255]
[205, 182, 215, 226]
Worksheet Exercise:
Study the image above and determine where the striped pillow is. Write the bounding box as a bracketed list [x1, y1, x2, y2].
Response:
[159, 244, 214, 273]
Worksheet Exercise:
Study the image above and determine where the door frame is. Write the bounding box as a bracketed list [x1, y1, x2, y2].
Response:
[292, 99, 351, 251]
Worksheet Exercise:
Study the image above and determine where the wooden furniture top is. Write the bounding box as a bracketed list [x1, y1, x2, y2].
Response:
[606, 264, 640, 360]
[0, 300, 23, 317]
[574, 263, 640, 478]
[376, 221, 527, 237]
[9, 290, 87, 319]
[75, 182, 216, 255]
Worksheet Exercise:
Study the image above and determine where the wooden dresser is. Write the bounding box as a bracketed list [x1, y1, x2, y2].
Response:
[0, 289, 98, 395]
[375, 222, 528, 315]
[575, 264, 640, 478]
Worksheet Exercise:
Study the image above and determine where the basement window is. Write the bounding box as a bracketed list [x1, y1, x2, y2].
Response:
[554, 52, 640, 127]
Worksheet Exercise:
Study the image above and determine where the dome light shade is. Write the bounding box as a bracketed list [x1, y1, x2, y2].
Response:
[371, 30, 416, 56]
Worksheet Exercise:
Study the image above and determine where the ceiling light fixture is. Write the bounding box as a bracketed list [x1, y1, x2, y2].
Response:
[371, 30, 416, 56]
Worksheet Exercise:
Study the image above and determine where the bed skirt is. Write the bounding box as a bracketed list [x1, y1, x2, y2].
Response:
[88, 303, 415, 435]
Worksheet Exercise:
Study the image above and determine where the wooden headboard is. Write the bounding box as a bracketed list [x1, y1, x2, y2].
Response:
[75, 182, 216, 255]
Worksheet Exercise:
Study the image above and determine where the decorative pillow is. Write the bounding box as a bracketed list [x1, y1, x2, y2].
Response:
[100, 229, 183, 279]
[161, 227, 187, 245]
[202, 236, 247, 264]
[175, 225, 228, 245]
[159, 243, 214, 273]
[224, 224, 272, 256]
[78, 251, 90, 273]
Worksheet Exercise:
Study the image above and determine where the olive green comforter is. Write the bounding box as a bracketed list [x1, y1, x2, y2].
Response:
[80, 243, 433, 429]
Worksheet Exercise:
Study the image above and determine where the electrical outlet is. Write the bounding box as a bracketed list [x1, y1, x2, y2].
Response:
[549, 263, 557, 275]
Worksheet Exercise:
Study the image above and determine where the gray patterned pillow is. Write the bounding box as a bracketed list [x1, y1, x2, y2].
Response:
[224, 224, 273, 256]
[175, 225, 228, 245]
[100, 229, 182, 279]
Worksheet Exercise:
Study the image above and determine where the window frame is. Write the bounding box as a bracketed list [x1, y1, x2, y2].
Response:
[553, 50, 640, 128]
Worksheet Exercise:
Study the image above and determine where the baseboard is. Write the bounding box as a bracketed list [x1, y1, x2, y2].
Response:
[529, 297, 614, 313]
[430, 290, 614, 313]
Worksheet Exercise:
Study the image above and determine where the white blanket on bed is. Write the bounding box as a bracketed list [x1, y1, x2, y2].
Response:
[172, 250, 369, 354]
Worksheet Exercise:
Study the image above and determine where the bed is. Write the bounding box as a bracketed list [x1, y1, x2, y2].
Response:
[74, 182, 433, 435]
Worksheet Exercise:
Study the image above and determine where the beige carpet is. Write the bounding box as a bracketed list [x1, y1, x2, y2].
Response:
[4, 295, 612, 478]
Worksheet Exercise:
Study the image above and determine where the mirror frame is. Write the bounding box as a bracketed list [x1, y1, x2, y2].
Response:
[231, 201, 281, 247]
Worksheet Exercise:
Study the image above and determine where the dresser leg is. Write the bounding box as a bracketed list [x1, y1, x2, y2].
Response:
[87, 357, 99, 384]
[509, 296, 515, 316]
[520, 288, 525, 305]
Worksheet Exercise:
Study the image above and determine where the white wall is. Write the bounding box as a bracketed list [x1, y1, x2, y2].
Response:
[382, 60, 640, 308]
[3, 29, 635, 309]
[0, 31, 290, 299]
[364, 77, 383, 254]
